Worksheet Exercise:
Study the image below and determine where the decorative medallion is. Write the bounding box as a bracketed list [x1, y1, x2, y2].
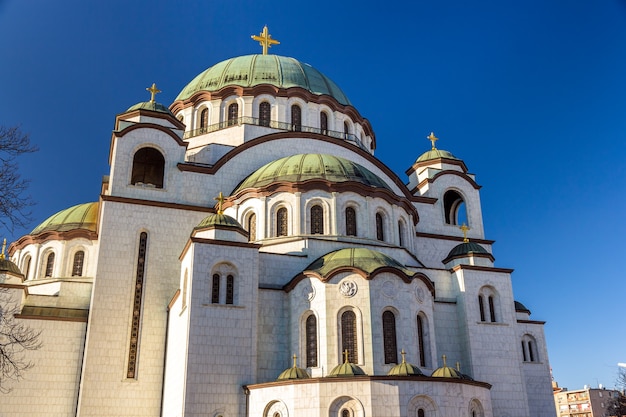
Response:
[415, 286, 425, 303]
[339, 280, 357, 298]
[300, 282, 316, 301]
[381, 280, 397, 298]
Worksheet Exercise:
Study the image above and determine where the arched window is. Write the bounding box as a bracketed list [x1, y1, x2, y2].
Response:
[44, 252, 55, 277]
[376, 212, 384, 241]
[227, 102, 239, 126]
[247, 213, 257, 241]
[200, 107, 209, 131]
[478, 295, 486, 322]
[23, 255, 31, 280]
[211, 273, 220, 304]
[226, 275, 234, 305]
[341, 310, 358, 363]
[345, 207, 357, 236]
[131, 148, 165, 188]
[342, 410, 350, 417]
[259, 102, 271, 127]
[276, 207, 288, 237]
[306, 314, 318, 367]
[291, 105, 301, 132]
[398, 221, 405, 247]
[344, 121, 350, 139]
[310, 205, 323, 234]
[417, 315, 426, 367]
[443, 190, 467, 225]
[72, 250, 85, 277]
[383, 311, 398, 364]
[488, 295, 496, 322]
[320, 112, 328, 135]
[418, 409, 425, 417]
[521, 334, 539, 362]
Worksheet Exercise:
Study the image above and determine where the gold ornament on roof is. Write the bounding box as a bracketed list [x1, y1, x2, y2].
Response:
[147, 83, 161, 103]
[214, 192, 226, 215]
[400, 349, 407, 363]
[292, 354, 298, 367]
[460, 223, 469, 243]
[0, 238, 6, 260]
[251, 25, 280, 55]
[342, 349, 350, 363]
[427, 132, 439, 150]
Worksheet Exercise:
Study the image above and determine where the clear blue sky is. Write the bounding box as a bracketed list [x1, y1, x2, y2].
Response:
[1, 0, 625, 391]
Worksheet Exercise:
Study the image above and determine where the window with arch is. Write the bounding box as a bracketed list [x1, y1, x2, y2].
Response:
[320, 112, 328, 135]
[488, 295, 496, 322]
[23, 255, 31, 280]
[227, 102, 239, 126]
[276, 207, 288, 237]
[211, 273, 220, 304]
[72, 250, 85, 277]
[383, 310, 398, 364]
[478, 287, 499, 323]
[521, 334, 539, 362]
[310, 205, 323, 234]
[44, 252, 55, 277]
[259, 101, 271, 127]
[341, 310, 358, 363]
[200, 107, 209, 131]
[247, 213, 257, 241]
[398, 221, 406, 247]
[376, 212, 385, 241]
[344, 121, 350, 139]
[469, 399, 485, 417]
[341, 410, 350, 417]
[418, 409, 425, 417]
[478, 295, 486, 322]
[226, 275, 234, 305]
[443, 189, 467, 225]
[345, 207, 357, 236]
[291, 105, 301, 131]
[131, 147, 165, 188]
[417, 313, 431, 368]
[305, 314, 318, 367]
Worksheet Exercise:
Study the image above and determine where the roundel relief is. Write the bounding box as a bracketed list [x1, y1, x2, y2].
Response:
[381, 279, 397, 298]
[339, 279, 357, 298]
[299, 282, 316, 301]
[415, 286, 426, 303]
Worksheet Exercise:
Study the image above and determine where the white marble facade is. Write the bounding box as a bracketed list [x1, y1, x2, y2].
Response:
[0, 49, 556, 417]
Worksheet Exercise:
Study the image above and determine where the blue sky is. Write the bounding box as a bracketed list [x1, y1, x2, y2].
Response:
[1, 0, 625, 391]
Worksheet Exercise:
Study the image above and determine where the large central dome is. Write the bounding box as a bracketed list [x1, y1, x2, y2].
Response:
[175, 54, 351, 105]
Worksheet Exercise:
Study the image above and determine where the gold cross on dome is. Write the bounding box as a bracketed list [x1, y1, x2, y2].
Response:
[292, 354, 298, 367]
[0, 238, 6, 260]
[427, 132, 439, 150]
[214, 192, 226, 215]
[251, 25, 280, 55]
[343, 349, 350, 363]
[147, 83, 161, 103]
[460, 223, 469, 243]
[400, 349, 407, 363]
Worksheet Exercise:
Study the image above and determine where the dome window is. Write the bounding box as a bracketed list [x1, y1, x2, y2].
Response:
[320, 112, 328, 135]
[376, 212, 385, 241]
[131, 148, 165, 188]
[443, 190, 467, 225]
[291, 105, 301, 132]
[44, 252, 55, 278]
[259, 102, 270, 127]
[345, 207, 357, 236]
[247, 213, 257, 241]
[72, 251, 84, 277]
[310, 205, 324, 234]
[276, 207, 288, 237]
[227, 103, 239, 126]
[199, 108, 209, 132]
[343, 121, 350, 139]
[22, 255, 31, 280]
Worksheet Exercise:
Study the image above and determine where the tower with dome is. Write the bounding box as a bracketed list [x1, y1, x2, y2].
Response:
[0, 27, 555, 417]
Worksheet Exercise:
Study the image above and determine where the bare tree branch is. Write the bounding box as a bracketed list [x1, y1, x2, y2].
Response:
[0, 125, 38, 233]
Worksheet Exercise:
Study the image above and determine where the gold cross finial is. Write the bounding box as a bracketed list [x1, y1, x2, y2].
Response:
[251, 25, 280, 55]
[460, 223, 469, 243]
[292, 354, 298, 368]
[214, 192, 226, 215]
[442, 354, 447, 367]
[147, 83, 161, 103]
[0, 238, 5, 260]
[400, 349, 407, 363]
[427, 132, 439, 150]
[456, 361, 461, 371]
[343, 349, 350, 363]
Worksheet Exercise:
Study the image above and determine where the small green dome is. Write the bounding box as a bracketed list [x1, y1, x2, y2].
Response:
[126, 101, 174, 115]
[431, 355, 467, 379]
[327, 360, 366, 378]
[305, 247, 414, 279]
[194, 213, 243, 230]
[175, 54, 351, 105]
[416, 149, 459, 163]
[515, 301, 531, 314]
[233, 154, 390, 194]
[387, 353, 423, 377]
[446, 242, 490, 259]
[31, 202, 98, 235]
[0, 257, 23, 276]
[276, 356, 311, 381]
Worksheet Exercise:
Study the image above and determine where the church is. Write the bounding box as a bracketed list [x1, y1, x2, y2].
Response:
[0, 27, 556, 417]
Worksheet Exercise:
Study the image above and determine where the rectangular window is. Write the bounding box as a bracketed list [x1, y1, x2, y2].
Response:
[211, 274, 220, 304]
[225, 275, 234, 305]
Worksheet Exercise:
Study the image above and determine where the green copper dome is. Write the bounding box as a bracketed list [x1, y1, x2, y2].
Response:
[327, 360, 366, 378]
[31, 202, 98, 235]
[276, 356, 311, 381]
[233, 154, 390, 194]
[387, 355, 423, 377]
[126, 101, 174, 115]
[0, 257, 23, 277]
[415, 149, 459, 163]
[194, 213, 244, 230]
[175, 54, 351, 105]
[446, 242, 490, 258]
[305, 248, 414, 279]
